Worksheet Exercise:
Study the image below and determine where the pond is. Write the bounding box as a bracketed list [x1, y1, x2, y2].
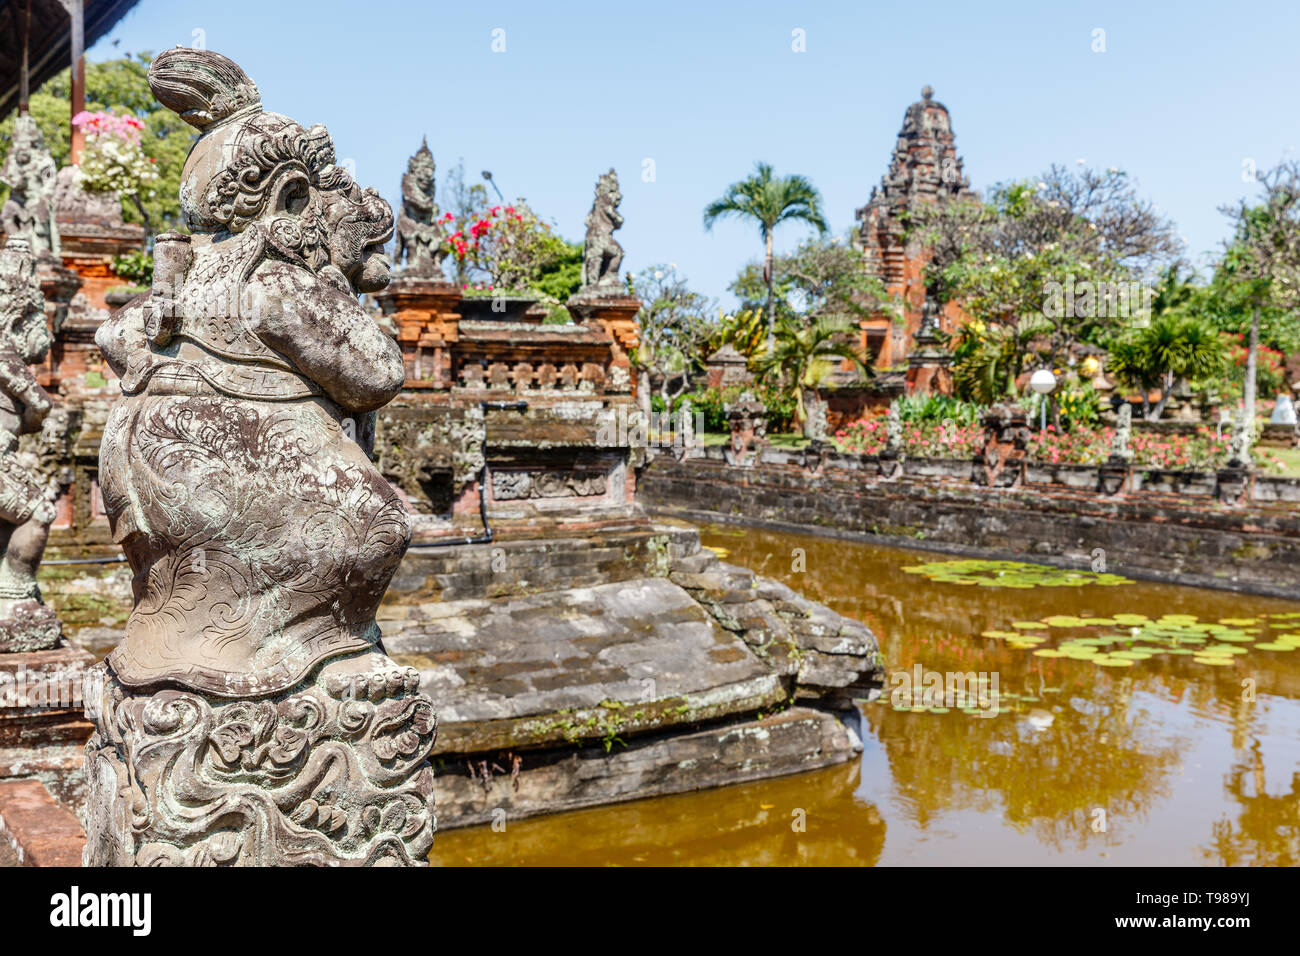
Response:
[429, 524, 1300, 866]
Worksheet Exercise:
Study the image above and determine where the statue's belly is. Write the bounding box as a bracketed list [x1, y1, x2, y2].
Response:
[99, 393, 411, 698]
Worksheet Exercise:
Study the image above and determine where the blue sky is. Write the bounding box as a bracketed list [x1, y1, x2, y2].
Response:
[90, 0, 1300, 309]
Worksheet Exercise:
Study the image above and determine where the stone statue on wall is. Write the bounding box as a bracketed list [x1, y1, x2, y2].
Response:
[579, 168, 624, 294]
[1109, 402, 1133, 462]
[84, 49, 436, 867]
[0, 115, 61, 259]
[0, 239, 61, 652]
[885, 404, 902, 455]
[393, 138, 449, 277]
[1228, 408, 1253, 468]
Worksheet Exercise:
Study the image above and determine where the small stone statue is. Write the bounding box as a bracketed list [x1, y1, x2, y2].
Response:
[0, 239, 60, 652]
[885, 404, 902, 455]
[84, 49, 436, 867]
[393, 138, 449, 277]
[1109, 402, 1133, 462]
[1228, 408, 1253, 467]
[579, 168, 624, 294]
[0, 114, 61, 260]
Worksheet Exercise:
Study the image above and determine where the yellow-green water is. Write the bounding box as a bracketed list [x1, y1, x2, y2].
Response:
[430, 525, 1300, 866]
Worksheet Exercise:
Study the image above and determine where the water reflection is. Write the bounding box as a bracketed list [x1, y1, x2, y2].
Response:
[431, 524, 1300, 865]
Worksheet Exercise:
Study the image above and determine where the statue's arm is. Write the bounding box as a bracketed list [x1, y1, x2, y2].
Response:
[251, 268, 405, 413]
[0, 352, 50, 433]
[94, 295, 149, 379]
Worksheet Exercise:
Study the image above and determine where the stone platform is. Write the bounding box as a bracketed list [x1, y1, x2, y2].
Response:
[380, 522, 883, 828]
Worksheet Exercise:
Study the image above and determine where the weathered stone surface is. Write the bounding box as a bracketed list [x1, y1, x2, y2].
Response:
[0, 238, 62, 652]
[383, 576, 786, 754]
[83, 653, 436, 866]
[82, 48, 436, 867]
[640, 450, 1300, 599]
[0, 115, 60, 259]
[432, 706, 861, 830]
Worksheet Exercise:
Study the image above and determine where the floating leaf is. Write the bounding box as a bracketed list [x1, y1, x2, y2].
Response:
[900, 559, 1133, 589]
[1253, 642, 1296, 652]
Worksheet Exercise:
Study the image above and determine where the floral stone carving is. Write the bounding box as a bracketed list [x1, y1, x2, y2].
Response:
[83, 49, 436, 867]
[0, 239, 62, 652]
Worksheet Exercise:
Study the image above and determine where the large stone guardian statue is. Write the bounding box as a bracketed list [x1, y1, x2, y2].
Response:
[83, 49, 436, 866]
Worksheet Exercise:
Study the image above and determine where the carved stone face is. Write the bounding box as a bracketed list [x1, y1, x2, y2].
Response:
[19, 305, 52, 365]
[311, 170, 395, 294]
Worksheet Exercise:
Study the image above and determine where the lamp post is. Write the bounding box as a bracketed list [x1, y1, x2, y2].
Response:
[1029, 368, 1057, 431]
[481, 170, 504, 202]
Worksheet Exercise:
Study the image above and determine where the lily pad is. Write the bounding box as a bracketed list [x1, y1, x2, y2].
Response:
[899, 558, 1133, 589]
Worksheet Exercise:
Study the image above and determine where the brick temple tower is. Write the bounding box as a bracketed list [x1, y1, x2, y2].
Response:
[854, 86, 972, 371]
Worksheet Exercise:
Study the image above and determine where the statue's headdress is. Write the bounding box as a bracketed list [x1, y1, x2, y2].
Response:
[148, 48, 340, 234]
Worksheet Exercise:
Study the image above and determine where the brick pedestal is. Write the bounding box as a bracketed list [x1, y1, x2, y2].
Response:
[566, 292, 641, 396]
[375, 275, 464, 389]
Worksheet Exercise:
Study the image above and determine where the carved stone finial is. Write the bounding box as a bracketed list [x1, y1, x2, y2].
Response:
[1109, 402, 1133, 462]
[0, 238, 61, 652]
[921, 85, 934, 101]
[578, 168, 625, 294]
[394, 138, 449, 277]
[84, 49, 435, 867]
[1, 114, 61, 259]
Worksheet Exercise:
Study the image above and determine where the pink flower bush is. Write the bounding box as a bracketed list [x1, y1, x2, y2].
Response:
[836, 416, 1284, 472]
[70, 109, 158, 203]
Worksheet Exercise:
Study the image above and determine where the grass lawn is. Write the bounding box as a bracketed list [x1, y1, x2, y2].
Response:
[697, 431, 809, 449]
[1262, 445, 1300, 477]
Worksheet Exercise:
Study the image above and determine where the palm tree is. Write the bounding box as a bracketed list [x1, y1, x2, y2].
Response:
[1107, 313, 1226, 420]
[703, 162, 828, 350]
[755, 316, 870, 438]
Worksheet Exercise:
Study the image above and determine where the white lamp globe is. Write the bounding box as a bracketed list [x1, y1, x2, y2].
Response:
[1029, 369, 1057, 395]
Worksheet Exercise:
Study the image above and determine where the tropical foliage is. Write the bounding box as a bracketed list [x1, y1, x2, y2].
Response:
[627, 265, 716, 416]
[0, 53, 193, 233]
[704, 162, 828, 346]
[754, 315, 870, 437]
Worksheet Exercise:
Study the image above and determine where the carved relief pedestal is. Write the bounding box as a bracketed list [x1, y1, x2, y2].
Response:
[83, 652, 437, 866]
